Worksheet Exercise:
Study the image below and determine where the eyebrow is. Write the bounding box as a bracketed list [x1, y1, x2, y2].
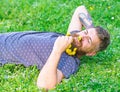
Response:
[87, 29, 92, 44]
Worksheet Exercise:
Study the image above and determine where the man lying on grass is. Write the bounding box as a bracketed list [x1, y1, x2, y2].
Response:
[0, 5, 110, 90]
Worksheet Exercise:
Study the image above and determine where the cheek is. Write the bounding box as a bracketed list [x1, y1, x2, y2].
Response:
[81, 41, 91, 51]
[82, 40, 88, 48]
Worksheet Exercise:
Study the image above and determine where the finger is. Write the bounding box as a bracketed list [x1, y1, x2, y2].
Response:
[68, 36, 73, 42]
[67, 36, 73, 44]
[59, 36, 73, 44]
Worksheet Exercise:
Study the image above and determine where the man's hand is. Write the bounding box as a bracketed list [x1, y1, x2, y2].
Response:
[67, 5, 94, 33]
[77, 5, 94, 29]
[53, 36, 73, 54]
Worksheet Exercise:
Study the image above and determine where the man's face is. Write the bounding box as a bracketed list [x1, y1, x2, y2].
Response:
[72, 28, 100, 56]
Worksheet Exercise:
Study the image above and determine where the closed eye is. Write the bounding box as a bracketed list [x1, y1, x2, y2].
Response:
[88, 38, 91, 44]
[88, 37, 92, 44]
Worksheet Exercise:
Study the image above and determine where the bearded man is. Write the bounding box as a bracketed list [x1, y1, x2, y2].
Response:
[0, 5, 110, 90]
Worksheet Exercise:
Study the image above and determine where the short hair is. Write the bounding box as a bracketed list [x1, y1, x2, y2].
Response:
[95, 26, 110, 52]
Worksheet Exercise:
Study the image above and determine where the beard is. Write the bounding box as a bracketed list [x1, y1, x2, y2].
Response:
[71, 33, 86, 58]
[76, 49, 86, 58]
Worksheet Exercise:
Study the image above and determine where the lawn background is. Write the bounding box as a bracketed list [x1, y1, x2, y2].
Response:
[0, 0, 120, 92]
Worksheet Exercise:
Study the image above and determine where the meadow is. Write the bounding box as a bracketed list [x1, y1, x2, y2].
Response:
[0, 0, 120, 92]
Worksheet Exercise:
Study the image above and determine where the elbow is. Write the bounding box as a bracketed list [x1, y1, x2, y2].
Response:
[76, 5, 86, 11]
[37, 80, 56, 90]
[78, 5, 86, 9]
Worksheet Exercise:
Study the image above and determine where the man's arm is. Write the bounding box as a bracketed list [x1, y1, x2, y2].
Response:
[78, 6, 94, 29]
[67, 5, 94, 33]
[37, 36, 73, 90]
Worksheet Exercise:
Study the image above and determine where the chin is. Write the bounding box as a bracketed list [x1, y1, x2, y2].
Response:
[76, 50, 86, 57]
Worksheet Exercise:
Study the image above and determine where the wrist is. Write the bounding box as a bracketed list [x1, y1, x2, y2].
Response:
[52, 49, 62, 56]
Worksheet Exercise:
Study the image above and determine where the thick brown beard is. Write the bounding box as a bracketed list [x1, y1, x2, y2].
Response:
[76, 49, 86, 58]
[71, 33, 86, 58]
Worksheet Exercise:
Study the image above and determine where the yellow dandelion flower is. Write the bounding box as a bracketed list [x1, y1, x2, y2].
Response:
[71, 52, 76, 55]
[67, 44, 72, 49]
[73, 48, 77, 51]
[66, 49, 71, 54]
[78, 36, 82, 41]
[68, 52, 72, 56]
[66, 47, 77, 56]
[108, 6, 111, 9]
[66, 32, 70, 36]
[90, 6, 94, 10]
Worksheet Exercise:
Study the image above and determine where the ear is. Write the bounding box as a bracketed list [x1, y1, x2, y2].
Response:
[86, 51, 96, 56]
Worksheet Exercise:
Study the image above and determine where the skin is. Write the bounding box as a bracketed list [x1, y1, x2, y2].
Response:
[37, 5, 101, 90]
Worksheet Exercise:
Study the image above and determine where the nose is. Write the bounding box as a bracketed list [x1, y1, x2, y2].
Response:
[81, 35, 89, 40]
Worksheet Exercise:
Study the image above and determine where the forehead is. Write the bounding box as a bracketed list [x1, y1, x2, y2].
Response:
[88, 28, 100, 45]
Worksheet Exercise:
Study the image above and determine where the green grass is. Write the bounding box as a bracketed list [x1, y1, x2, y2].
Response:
[0, 0, 120, 91]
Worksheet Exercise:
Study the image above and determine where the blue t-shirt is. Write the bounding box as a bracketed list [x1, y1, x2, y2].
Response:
[0, 31, 80, 78]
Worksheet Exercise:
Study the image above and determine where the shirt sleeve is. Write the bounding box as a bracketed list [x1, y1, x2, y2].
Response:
[57, 53, 80, 78]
